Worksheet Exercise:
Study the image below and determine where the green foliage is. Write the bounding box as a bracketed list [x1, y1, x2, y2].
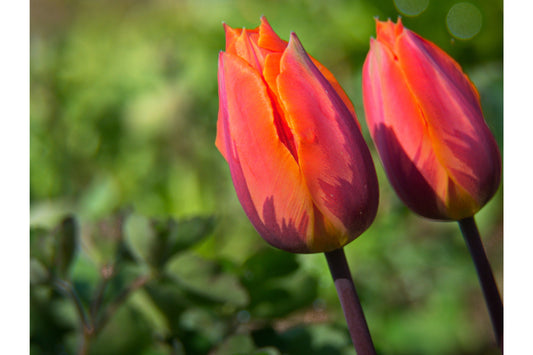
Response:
[125, 214, 215, 270]
[30, 214, 348, 354]
[31, 0, 503, 354]
[30, 215, 79, 283]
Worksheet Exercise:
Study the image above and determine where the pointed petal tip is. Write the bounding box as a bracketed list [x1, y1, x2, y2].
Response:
[375, 17, 402, 26]
[260, 15, 271, 29]
[375, 17, 404, 42]
[286, 32, 308, 59]
[288, 32, 301, 45]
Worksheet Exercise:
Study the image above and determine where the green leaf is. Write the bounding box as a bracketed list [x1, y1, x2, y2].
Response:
[211, 334, 255, 354]
[30, 226, 55, 269]
[127, 288, 170, 337]
[30, 259, 50, 285]
[179, 307, 226, 344]
[240, 250, 318, 319]
[125, 214, 215, 270]
[252, 347, 282, 355]
[53, 215, 79, 278]
[30, 216, 79, 280]
[124, 212, 154, 264]
[241, 249, 299, 282]
[83, 210, 131, 266]
[248, 272, 318, 319]
[143, 276, 209, 334]
[150, 216, 215, 268]
[88, 303, 154, 355]
[165, 253, 249, 307]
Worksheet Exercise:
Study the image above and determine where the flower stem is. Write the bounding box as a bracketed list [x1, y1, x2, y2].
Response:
[94, 274, 152, 336]
[325, 248, 376, 355]
[458, 216, 503, 351]
[53, 278, 93, 334]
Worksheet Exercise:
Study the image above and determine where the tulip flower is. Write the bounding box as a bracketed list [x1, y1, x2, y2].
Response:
[362, 19, 501, 221]
[216, 17, 379, 254]
[216, 17, 379, 353]
[362, 19, 503, 350]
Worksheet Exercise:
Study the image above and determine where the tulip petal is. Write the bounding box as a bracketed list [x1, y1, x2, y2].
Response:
[215, 103, 227, 160]
[217, 51, 318, 252]
[277, 33, 378, 244]
[223, 23, 243, 54]
[231, 27, 264, 71]
[397, 29, 500, 216]
[263, 52, 283, 96]
[258, 17, 357, 123]
[258, 16, 288, 52]
[309, 57, 358, 125]
[262, 52, 299, 161]
[364, 20, 501, 219]
[363, 38, 450, 218]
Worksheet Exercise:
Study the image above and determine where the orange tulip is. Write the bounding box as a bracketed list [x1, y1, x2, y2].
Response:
[216, 17, 379, 253]
[362, 19, 501, 220]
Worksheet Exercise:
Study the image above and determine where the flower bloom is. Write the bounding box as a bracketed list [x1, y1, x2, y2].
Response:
[362, 19, 501, 220]
[216, 17, 379, 253]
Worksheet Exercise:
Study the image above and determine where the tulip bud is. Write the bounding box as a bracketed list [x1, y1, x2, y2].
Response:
[216, 17, 379, 253]
[362, 19, 501, 221]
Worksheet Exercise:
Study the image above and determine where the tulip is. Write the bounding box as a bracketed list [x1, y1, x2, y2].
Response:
[216, 17, 379, 253]
[362, 19, 501, 221]
[362, 19, 503, 350]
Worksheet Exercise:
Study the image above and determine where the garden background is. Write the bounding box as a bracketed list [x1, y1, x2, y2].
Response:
[29, 0, 503, 354]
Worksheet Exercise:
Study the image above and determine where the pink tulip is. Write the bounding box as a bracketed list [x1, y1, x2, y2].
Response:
[216, 17, 379, 253]
[363, 19, 501, 220]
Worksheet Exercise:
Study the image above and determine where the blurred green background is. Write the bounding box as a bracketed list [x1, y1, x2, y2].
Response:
[30, 0, 503, 354]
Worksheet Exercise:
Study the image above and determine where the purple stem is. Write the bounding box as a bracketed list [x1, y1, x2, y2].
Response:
[325, 248, 376, 355]
[458, 216, 503, 351]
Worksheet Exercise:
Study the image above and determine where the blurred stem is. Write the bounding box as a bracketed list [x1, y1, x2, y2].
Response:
[53, 269, 152, 354]
[458, 216, 503, 351]
[52, 278, 94, 355]
[90, 264, 115, 323]
[94, 273, 152, 336]
[325, 248, 376, 355]
[53, 278, 93, 334]
[78, 332, 92, 355]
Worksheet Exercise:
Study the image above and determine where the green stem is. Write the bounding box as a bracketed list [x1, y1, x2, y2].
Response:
[94, 274, 152, 335]
[53, 278, 94, 355]
[458, 216, 503, 351]
[91, 264, 115, 325]
[78, 331, 92, 355]
[325, 248, 376, 355]
[53, 278, 93, 334]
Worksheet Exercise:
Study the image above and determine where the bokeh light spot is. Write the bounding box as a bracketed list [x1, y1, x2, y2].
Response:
[446, 2, 482, 39]
[393, 0, 429, 16]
